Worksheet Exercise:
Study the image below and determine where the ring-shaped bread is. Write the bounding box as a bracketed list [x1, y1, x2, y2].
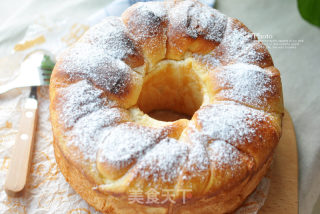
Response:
[49, 0, 284, 213]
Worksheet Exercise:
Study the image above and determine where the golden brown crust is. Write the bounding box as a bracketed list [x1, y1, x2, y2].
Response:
[54, 137, 273, 214]
[49, 0, 284, 213]
[166, 0, 227, 60]
[214, 18, 274, 68]
[122, 1, 169, 66]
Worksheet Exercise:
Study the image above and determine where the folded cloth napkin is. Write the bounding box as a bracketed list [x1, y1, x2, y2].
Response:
[87, 0, 216, 25]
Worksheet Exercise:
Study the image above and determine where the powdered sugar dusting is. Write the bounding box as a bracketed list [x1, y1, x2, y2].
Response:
[83, 17, 136, 59]
[134, 138, 188, 183]
[56, 80, 123, 160]
[98, 123, 163, 169]
[58, 17, 138, 94]
[194, 22, 266, 69]
[125, 2, 167, 41]
[69, 107, 123, 160]
[60, 42, 133, 94]
[56, 80, 106, 128]
[208, 140, 244, 171]
[193, 53, 221, 69]
[169, 0, 227, 42]
[52, 0, 277, 186]
[216, 63, 275, 107]
[221, 25, 264, 64]
[196, 102, 268, 144]
[183, 136, 210, 180]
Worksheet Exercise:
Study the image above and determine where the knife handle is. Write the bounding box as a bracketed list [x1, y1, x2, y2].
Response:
[5, 98, 38, 197]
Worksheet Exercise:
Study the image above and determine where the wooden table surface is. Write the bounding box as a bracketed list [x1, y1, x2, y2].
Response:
[259, 110, 298, 213]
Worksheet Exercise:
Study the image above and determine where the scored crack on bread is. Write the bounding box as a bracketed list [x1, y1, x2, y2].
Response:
[49, 0, 284, 213]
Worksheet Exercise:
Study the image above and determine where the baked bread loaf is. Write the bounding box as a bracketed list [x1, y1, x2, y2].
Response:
[49, 0, 284, 213]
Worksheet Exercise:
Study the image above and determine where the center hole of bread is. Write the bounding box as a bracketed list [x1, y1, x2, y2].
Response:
[137, 60, 203, 122]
